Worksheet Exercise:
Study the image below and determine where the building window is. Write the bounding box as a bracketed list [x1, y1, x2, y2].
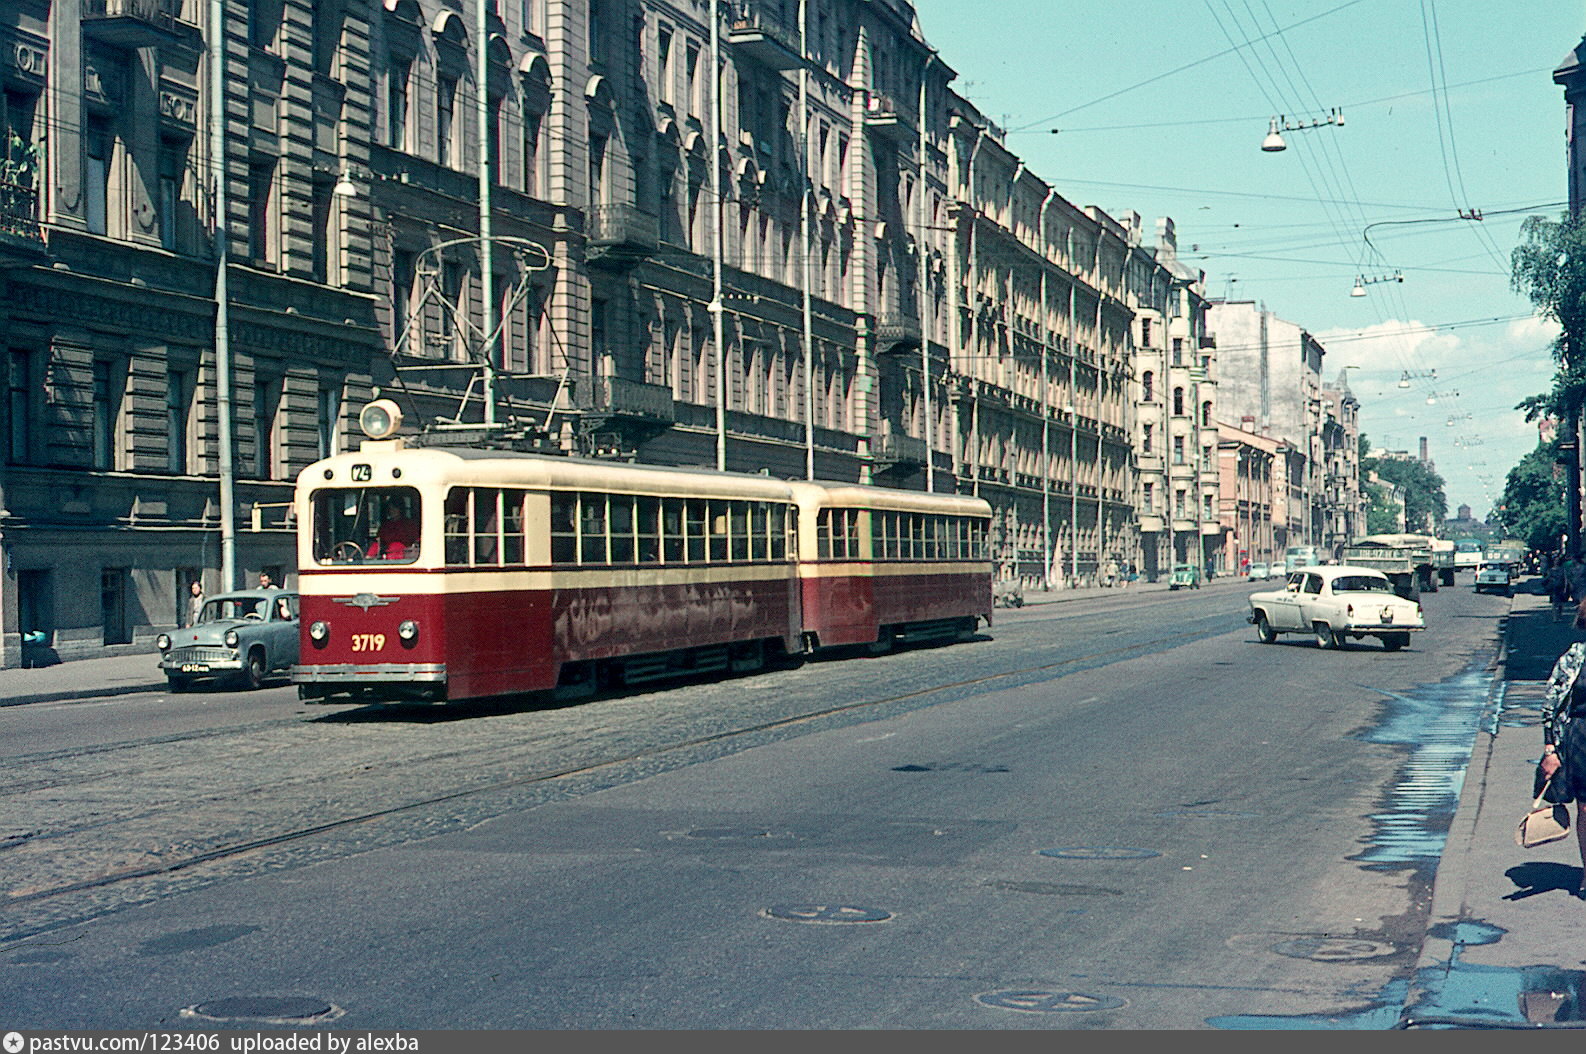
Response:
[1201, 400, 1212, 427]
[437, 76, 458, 168]
[521, 0, 539, 36]
[521, 110, 543, 196]
[391, 248, 415, 350]
[657, 25, 674, 105]
[247, 158, 277, 266]
[92, 360, 118, 470]
[249, 0, 282, 51]
[312, 0, 344, 76]
[588, 0, 606, 64]
[588, 133, 606, 206]
[158, 140, 187, 251]
[311, 178, 333, 284]
[1172, 386, 1184, 416]
[85, 118, 111, 236]
[1141, 370, 1153, 402]
[253, 375, 278, 479]
[166, 369, 190, 474]
[1142, 482, 1154, 513]
[488, 97, 503, 182]
[1172, 336, 1184, 366]
[685, 41, 700, 116]
[387, 59, 410, 151]
[1142, 422, 1153, 454]
[317, 384, 340, 459]
[591, 297, 609, 376]
[1141, 317, 1152, 348]
[7, 349, 34, 465]
[1173, 435, 1184, 465]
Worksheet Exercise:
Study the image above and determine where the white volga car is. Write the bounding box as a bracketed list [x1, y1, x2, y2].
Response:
[1247, 565, 1424, 651]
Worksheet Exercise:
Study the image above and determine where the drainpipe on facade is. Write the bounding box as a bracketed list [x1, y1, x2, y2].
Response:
[799, 0, 815, 480]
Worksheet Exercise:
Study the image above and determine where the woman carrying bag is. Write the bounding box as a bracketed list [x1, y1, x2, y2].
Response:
[1539, 641, 1586, 894]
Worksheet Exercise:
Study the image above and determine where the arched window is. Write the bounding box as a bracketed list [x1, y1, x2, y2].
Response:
[1172, 386, 1185, 416]
[1141, 371, 1154, 402]
[1142, 422, 1153, 453]
[1201, 400, 1212, 427]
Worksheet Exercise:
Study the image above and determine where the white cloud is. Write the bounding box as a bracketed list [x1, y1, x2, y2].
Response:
[1316, 313, 1558, 515]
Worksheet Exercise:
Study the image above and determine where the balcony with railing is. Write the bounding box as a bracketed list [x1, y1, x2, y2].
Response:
[863, 91, 915, 143]
[726, 7, 803, 70]
[873, 428, 927, 472]
[874, 311, 922, 353]
[82, 0, 185, 46]
[586, 204, 659, 270]
[0, 181, 46, 265]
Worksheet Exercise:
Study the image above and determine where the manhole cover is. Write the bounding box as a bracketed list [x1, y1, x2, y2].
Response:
[1271, 937, 1398, 961]
[1037, 847, 1160, 860]
[975, 989, 1127, 1013]
[181, 997, 344, 1024]
[761, 905, 893, 924]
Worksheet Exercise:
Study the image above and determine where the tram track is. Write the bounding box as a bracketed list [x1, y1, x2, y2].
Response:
[1, 624, 1216, 931]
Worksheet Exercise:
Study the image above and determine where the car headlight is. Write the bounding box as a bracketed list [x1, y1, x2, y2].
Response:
[224, 629, 239, 647]
[156, 633, 171, 651]
[309, 621, 329, 642]
[398, 620, 419, 643]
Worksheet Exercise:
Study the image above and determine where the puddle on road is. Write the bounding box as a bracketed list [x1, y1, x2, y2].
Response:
[1211, 661, 1528, 1029]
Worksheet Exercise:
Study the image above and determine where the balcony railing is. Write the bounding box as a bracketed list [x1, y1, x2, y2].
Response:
[586, 203, 659, 269]
[82, 0, 184, 46]
[0, 181, 46, 263]
[874, 312, 922, 352]
[863, 91, 915, 142]
[874, 430, 927, 470]
[577, 375, 676, 425]
[726, 9, 803, 70]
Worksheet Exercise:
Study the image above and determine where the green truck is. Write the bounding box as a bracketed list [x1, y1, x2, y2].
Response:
[1340, 533, 1444, 599]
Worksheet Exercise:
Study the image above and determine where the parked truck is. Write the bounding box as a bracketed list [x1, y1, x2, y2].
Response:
[1432, 538, 1457, 587]
[1339, 533, 1442, 599]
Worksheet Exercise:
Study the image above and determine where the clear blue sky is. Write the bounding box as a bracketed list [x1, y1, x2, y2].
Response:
[910, 0, 1582, 521]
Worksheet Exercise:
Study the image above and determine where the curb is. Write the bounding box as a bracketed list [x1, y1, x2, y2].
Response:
[1, 682, 169, 709]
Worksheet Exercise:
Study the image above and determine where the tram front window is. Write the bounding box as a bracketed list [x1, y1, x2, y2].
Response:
[312, 487, 423, 565]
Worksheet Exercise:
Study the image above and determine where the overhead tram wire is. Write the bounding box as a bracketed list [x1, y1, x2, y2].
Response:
[1007, 0, 1368, 132]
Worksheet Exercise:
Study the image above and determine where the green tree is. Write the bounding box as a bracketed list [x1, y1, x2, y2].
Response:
[1500, 440, 1568, 553]
[1357, 433, 1446, 534]
[1512, 212, 1586, 423]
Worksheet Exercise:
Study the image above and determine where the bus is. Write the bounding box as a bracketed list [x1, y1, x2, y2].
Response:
[1283, 545, 1321, 573]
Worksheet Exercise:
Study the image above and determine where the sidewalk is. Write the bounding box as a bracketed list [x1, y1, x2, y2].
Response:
[0, 651, 170, 707]
[1404, 583, 1586, 1028]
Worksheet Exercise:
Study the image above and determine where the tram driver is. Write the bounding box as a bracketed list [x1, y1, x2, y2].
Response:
[368, 497, 419, 560]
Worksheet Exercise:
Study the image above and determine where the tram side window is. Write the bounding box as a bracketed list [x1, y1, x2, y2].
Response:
[663, 498, 686, 563]
[729, 502, 749, 561]
[445, 489, 469, 564]
[502, 491, 526, 564]
[750, 503, 769, 561]
[474, 488, 500, 565]
[637, 497, 661, 563]
[609, 495, 635, 564]
[580, 493, 608, 564]
[551, 492, 577, 565]
[771, 504, 788, 561]
[708, 502, 729, 562]
[685, 499, 707, 562]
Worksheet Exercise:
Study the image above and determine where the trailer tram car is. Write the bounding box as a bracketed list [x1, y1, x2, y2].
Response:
[291, 405, 994, 704]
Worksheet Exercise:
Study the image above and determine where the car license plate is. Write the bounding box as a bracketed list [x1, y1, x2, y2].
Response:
[180, 663, 210, 673]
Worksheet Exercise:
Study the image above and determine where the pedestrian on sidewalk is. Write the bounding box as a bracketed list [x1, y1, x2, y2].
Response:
[186, 579, 205, 628]
[1539, 640, 1586, 897]
[1548, 562, 1571, 622]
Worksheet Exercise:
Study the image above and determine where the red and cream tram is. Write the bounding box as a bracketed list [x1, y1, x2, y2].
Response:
[291, 401, 993, 703]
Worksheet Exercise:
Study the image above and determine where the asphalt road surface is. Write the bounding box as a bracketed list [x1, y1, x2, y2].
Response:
[1, 576, 1510, 1028]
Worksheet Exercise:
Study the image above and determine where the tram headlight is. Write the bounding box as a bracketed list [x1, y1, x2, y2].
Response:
[309, 621, 330, 645]
[156, 633, 171, 652]
[359, 399, 403, 440]
[224, 629, 239, 647]
[398, 620, 419, 645]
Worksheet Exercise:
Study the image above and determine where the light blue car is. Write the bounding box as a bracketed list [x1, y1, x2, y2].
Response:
[156, 589, 300, 691]
[1473, 562, 1513, 597]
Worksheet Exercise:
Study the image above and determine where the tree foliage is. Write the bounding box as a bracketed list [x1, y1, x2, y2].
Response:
[1499, 440, 1569, 553]
[1358, 434, 1447, 534]
[1512, 212, 1586, 421]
